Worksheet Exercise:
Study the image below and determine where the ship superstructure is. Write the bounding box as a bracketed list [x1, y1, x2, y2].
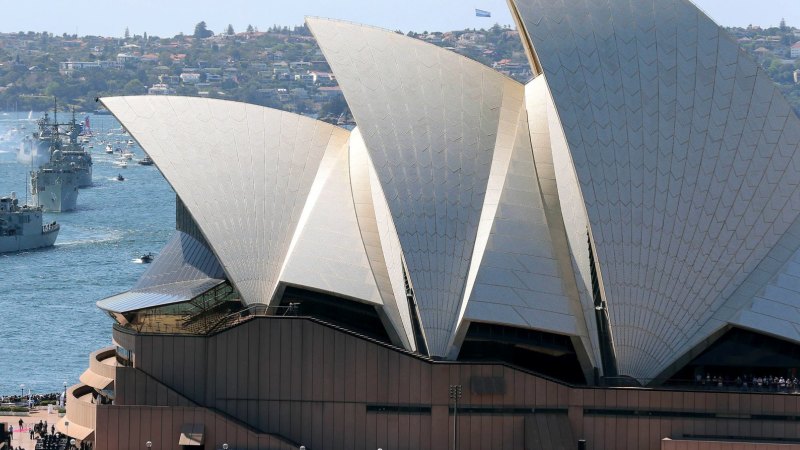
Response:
[30, 147, 81, 212]
[27, 103, 93, 211]
[0, 192, 59, 253]
[16, 112, 55, 167]
[62, 112, 93, 187]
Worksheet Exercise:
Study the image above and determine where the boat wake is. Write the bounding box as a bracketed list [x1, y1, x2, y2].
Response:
[57, 229, 124, 247]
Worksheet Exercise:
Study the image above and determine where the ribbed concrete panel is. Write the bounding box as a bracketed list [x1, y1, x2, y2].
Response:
[279, 130, 385, 309]
[134, 230, 225, 290]
[308, 17, 511, 356]
[349, 128, 416, 351]
[463, 104, 583, 333]
[525, 76, 600, 370]
[451, 80, 525, 342]
[97, 230, 226, 313]
[511, 0, 800, 381]
[102, 96, 345, 305]
[708, 217, 800, 346]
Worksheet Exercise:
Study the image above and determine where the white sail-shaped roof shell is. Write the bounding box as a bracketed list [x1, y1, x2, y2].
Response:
[103, 96, 346, 306]
[510, 0, 800, 381]
[308, 17, 525, 357]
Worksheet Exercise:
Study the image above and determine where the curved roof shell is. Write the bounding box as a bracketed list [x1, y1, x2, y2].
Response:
[308, 17, 531, 357]
[102, 96, 347, 307]
[510, 0, 800, 381]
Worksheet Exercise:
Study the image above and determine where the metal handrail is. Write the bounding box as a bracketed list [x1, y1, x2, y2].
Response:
[206, 304, 299, 334]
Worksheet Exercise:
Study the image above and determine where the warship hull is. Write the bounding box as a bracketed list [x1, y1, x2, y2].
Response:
[0, 226, 59, 253]
[63, 151, 93, 187]
[31, 170, 80, 212]
[0, 196, 60, 254]
[75, 165, 92, 187]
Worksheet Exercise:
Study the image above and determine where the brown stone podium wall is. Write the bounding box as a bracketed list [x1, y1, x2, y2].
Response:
[102, 317, 800, 450]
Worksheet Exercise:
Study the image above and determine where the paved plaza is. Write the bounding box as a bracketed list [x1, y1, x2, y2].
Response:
[1, 409, 62, 450]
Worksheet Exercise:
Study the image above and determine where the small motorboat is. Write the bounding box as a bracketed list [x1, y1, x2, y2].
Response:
[116, 174, 125, 181]
[105, 144, 113, 154]
[139, 252, 154, 263]
[138, 156, 154, 166]
[113, 160, 127, 168]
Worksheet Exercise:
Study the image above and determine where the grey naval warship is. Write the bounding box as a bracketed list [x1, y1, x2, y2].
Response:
[30, 148, 80, 212]
[0, 192, 59, 253]
[16, 112, 55, 167]
[29, 105, 92, 211]
[61, 112, 93, 187]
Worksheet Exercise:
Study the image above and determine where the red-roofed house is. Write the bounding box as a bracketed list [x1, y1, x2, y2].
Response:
[792, 41, 800, 58]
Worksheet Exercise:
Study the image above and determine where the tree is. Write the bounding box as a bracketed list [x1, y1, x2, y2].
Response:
[193, 21, 214, 39]
[123, 79, 145, 95]
[226, 24, 235, 36]
[246, 24, 254, 33]
[124, 27, 130, 39]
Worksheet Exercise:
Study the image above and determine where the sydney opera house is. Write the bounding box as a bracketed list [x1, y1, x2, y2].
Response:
[63, 0, 800, 448]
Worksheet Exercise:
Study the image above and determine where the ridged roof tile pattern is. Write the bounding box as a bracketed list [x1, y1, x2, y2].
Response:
[349, 128, 417, 350]
[511, 0, 800, 380]
[97, 230, 225, 313]
[279, 129, 384, 308]
[102, 96, 347, 306]
[308, 17, 515, 356]
[463, 96, 582, 336]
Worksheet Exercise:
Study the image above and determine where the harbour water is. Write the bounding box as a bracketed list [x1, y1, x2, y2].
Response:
[0, 113, 175, 395]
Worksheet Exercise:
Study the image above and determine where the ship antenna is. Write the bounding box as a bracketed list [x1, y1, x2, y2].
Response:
[25, 152, 30, 206]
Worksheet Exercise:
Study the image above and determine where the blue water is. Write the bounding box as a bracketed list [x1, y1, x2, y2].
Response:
[0, 113, 175, 396]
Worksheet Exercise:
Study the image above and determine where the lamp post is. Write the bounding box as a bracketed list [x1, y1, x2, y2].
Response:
[70, 438, 76, 450]
[19, 384, 24, 399]
[449, 384, 462, 450]
[64, 420, 69, 439]
[145, 440, 152, 449]
[63, 381, 67, 406]
[222, 444, 229, 450]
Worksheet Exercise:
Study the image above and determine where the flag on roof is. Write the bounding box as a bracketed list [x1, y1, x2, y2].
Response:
[475, 8, 491, 17]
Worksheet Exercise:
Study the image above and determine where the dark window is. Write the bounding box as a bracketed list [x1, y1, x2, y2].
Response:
[457, 322, 586, 384]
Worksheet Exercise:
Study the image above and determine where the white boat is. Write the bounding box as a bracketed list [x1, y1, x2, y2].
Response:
[113, 160, 128, 169]
[105, 144, 113, 154]
[122, 151, 134, 160]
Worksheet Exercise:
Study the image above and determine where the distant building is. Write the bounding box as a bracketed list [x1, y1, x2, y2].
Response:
[179, 72, 201, 84]
[147, 83, 175, 95]
[59, 60, 121, 75]
[158, 74, 180, 85]
[289, 61, 312, 70]
[294, 72, 314, 84]
[317, 85, 342, 99]
[792, 42, 800, 58]
[754, 46, 772, 62]
[116, 53, 139, 65]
